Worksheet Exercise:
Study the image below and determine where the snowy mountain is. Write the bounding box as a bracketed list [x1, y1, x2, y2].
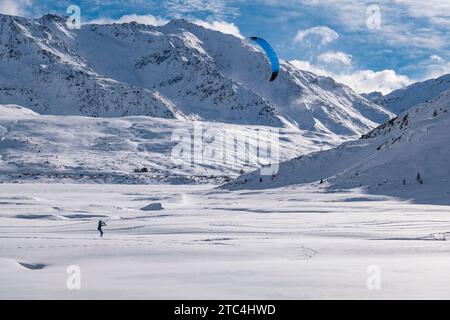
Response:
[0, 13, 392, 136]
[0, 14, 186, 119]
[365, 74, 450, 115]
[223, 89, 450, 202]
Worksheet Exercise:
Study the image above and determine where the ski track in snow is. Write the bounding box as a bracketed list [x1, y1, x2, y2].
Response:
[1, 183, 450, 299]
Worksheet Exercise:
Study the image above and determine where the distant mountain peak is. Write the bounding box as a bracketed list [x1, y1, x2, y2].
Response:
[38, 13, 67, 22]
[383, 73, 450, 115]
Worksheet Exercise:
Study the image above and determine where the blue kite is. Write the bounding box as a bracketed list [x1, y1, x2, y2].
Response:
[249, 37, 280, 82]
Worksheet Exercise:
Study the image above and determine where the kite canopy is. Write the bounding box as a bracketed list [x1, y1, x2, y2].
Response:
[249, 37, 280, 82]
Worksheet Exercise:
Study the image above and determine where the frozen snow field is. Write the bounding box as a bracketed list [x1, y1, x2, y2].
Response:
[1, 183, 450, 299]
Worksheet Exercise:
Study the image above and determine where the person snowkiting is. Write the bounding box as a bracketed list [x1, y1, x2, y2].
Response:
[98, 220, 107, 237]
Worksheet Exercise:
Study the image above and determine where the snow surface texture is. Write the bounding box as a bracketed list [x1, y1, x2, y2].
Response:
[0, 13, 392, 137]
[224, 90, 450, 205]
[365, 74, 450, 115]
[2, 183, 450, 299]
[0, 104, 346, 183]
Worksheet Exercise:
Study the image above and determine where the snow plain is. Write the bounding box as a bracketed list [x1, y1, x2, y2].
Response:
[1, 183, 450, 300]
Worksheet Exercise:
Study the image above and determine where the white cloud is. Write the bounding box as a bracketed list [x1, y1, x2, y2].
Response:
[392, 0, 450, 19]
[0, 0, 31, 16]
[421, 55, 450, 80]
[294, 26, 339, 45]
[287, 1, 368, 31]
[287, 0, 450, 29]
[337, 69, 413, 95]
[291, 59, 412, 95]
[429, 16, 450, 27]
[87, 14, 243, 39]
[88, 14, 168, 26]
[281, 1, 450, 51]
[430, 55, 444, 63]
[165, 0, 240, 20]
[193, 20, 243, 38]
[290, 60, 323, 74]
[378, 24, 447, 50]
[318, 51, 352, 66]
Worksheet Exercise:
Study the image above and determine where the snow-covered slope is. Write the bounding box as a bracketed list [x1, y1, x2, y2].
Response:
[0, 13, 392, 137]
[0, 104, 339, 184]
[366, 74, 450, 115]
[224, 90, 450, 202]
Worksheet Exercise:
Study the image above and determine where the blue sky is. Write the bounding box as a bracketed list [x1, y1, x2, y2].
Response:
[1, 0, 449, 94]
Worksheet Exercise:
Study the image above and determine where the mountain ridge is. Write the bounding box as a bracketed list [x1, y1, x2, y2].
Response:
[223, 89, 450, 203]
[0, 13, 393, 138]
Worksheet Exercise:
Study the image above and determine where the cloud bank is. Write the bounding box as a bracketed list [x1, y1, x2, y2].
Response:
[291, 59, 412, 95]
[0, 0, 31, 16]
